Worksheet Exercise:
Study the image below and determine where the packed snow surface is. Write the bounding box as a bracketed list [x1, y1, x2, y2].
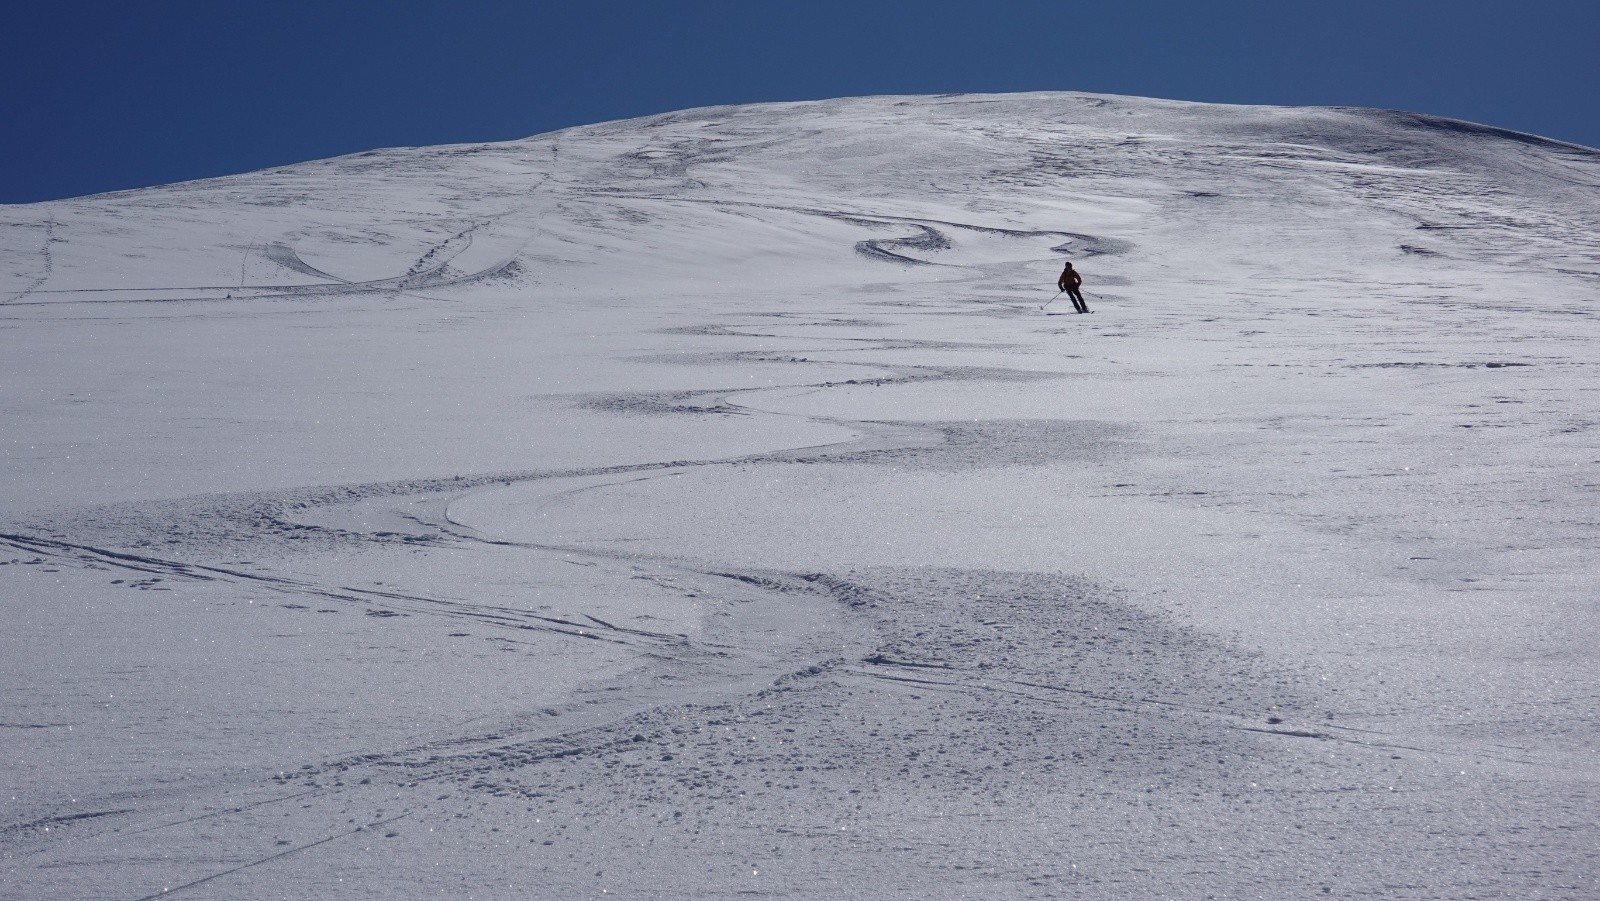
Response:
[4, 92, 1600, 898]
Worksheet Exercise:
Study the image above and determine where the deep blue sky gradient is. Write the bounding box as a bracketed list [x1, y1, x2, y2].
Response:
[4, 0, 1597, 203]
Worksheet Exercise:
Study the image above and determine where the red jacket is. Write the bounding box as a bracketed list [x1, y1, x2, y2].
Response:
[1058, 269, 1082, 290]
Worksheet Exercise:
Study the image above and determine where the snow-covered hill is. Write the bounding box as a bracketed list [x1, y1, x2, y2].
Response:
[4, 92, 1599, 898]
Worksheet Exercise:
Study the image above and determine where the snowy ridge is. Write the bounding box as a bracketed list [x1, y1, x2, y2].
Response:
[2, 93, 1599, 898]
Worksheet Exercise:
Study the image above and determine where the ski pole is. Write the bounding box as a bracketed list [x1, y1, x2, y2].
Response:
[1041, 289, 1065, 311]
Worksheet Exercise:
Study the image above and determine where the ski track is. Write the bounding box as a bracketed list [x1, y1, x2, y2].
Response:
[2, 218, 56, 304]
[585, 192, 1133, 265]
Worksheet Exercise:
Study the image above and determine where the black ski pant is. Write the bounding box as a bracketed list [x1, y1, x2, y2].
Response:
[1065, 287, 1087, 313]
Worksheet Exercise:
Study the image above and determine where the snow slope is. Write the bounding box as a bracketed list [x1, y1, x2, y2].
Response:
[3, 92, 1599, 898]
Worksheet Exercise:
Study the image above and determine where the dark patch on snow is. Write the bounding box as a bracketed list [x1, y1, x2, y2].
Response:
[813, 418, 1137, 472]
[1050, 233, 1135, 257]
[580, 390, 747, 417]
[1348, 361, 1534, 370]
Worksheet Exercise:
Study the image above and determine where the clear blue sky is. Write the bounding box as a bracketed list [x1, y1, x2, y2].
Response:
[3, 0, 1596, 204]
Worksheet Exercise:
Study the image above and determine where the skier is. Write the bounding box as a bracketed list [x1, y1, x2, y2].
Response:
[1057, 261, 1089, 314]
